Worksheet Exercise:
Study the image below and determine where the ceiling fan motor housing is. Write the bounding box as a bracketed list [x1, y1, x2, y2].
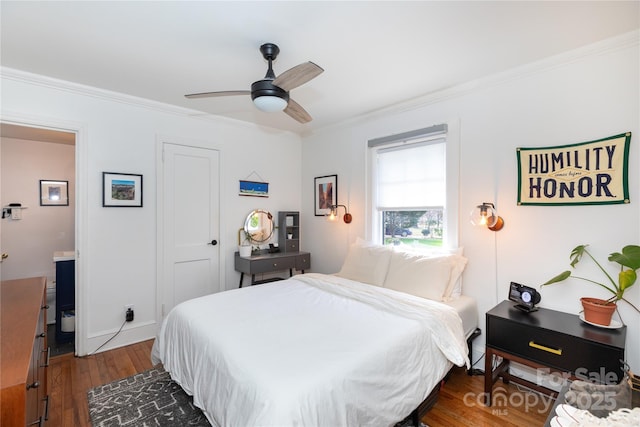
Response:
[251, 79, 290, 103]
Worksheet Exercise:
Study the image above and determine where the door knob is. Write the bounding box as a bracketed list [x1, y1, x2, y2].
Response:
[0, 253, 7, 262]
[208, 240, 218, 246]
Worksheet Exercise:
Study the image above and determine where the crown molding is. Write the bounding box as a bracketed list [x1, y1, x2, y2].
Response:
[0, 66, 292, 135]
[309, 29, 640, 137]
[0, 67, 196, 115]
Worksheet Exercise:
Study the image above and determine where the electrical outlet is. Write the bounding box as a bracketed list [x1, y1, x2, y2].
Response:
[124, 305, 134, 322]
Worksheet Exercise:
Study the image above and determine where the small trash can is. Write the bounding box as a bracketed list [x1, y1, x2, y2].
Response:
[61, 310, 75, 332]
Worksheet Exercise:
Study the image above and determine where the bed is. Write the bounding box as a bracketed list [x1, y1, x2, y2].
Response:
[152, 241, 476, 427]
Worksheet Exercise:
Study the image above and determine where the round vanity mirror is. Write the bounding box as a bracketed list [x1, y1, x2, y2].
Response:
[244, 209, 274, 243]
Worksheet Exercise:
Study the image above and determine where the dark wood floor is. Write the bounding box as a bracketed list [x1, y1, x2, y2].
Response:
[48, 340, 155, 427]
[48, 340, 550, 426]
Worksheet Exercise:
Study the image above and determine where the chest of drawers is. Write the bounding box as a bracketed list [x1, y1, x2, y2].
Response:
[1, 277, 50, 426]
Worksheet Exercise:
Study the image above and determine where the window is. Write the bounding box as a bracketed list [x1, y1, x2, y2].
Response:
[368, 123, 458, 250]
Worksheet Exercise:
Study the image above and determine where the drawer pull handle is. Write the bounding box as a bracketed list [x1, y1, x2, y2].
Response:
[42, 346, 51, 367]
[529, 341, 562, 355]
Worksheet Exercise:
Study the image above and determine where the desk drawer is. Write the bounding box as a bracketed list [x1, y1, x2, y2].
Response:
[487, 316, 624, 383]
[250, 257, 295, 274]
[296, 254, 310, 270]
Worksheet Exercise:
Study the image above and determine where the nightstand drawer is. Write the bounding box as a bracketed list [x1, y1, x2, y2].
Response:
[488, 316, 623, 379]
[249, 257, 296, 274]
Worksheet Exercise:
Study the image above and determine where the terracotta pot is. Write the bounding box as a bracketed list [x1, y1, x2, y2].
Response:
[581, 297, 616, 326]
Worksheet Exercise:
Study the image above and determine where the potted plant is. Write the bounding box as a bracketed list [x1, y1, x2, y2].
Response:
[238, 228, 253, 257]
[541, 244, 640, 326]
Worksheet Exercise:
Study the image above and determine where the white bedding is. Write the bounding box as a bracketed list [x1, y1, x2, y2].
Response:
[152, 273, 470, 427]
[443, 295, 478, 338]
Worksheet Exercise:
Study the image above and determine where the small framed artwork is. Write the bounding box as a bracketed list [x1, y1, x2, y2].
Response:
[239, 180, 269, 197]
[40, 180, 69, 206]
[314, 174, 337, 216]
[102, 172, 143, 207]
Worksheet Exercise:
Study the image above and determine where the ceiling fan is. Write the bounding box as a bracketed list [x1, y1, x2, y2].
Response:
[185, 43, 324, 124]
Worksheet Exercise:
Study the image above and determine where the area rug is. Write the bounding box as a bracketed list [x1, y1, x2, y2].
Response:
[87, 367, 211, 426]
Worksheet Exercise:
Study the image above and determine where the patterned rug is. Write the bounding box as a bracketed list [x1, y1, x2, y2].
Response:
[87, 367, 211, 426]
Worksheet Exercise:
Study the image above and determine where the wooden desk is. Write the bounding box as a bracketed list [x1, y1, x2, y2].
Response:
[234, 250, 310, 287]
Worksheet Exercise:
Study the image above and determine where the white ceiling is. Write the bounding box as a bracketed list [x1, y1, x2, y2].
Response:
[1, 1, 638, 135]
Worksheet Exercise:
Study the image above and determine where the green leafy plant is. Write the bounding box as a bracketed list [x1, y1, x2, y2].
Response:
[238, 228, 253, 246]
[542, 244, 640, 313]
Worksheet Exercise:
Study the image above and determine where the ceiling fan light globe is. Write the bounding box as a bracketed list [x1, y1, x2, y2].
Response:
[253, 95, 288, 112]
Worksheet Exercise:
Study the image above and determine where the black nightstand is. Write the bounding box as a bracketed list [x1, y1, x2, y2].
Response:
[484, 300, 626, 406]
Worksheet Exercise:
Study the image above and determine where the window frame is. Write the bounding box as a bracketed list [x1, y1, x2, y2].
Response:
[366, 120, 460, 249]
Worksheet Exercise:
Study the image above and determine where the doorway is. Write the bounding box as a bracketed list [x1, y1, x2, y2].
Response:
[0, 122, 77, 356]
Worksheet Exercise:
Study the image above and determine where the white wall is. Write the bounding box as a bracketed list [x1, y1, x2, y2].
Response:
[0, 71, 302, 355]
[301, 32, 640, 372]
[0, 137, 75, 282]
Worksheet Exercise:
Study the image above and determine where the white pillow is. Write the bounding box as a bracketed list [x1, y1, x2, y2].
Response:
[336, 240, 392, 286]
[443, 254, 468, 300]
[390, 246, 468, 299]
[383, 251, 453, 301]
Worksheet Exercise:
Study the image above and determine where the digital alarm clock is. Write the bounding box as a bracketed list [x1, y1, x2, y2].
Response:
[508, 281, 541, 312]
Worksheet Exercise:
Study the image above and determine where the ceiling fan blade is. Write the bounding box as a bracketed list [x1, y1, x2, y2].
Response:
[284, 99, 312, 124]
[185, 90, 250, 99]
[273, 62, 323, 91]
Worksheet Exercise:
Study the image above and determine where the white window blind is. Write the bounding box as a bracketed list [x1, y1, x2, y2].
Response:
[376, 139, 446, 209]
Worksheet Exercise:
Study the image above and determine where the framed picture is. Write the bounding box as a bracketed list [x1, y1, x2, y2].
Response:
[102, 172, 143, 207]
[239, 180, 269, 197]
[40, 180, 69, 206]
[314, 174, 337, 216]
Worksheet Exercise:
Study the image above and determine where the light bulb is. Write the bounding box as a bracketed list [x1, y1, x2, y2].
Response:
[470, 202, 504, 231]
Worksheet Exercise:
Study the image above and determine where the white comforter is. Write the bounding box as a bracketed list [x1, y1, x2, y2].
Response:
[152, 273, 469, 427]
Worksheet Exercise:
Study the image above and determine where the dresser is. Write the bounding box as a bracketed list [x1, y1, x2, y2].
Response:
[1, 277, 50, 426]
[235, 250, 311, 287]
[484, 300, 626, 406]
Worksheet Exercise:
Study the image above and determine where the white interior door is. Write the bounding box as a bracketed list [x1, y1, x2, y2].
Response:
[162, 142, 220, 315]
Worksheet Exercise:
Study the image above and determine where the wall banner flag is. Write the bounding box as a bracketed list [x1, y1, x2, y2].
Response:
[517, 132, 631, 206]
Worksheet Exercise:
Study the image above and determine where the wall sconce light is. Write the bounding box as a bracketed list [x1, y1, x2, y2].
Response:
[470, 202, 504, 231]
[327, 204, 353, 224]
